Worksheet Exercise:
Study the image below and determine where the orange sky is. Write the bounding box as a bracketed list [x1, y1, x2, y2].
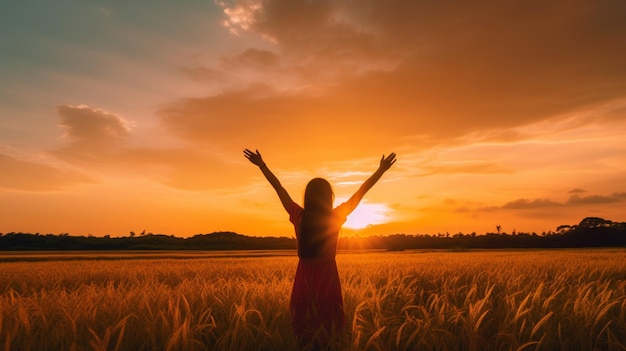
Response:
[1, 1, 625, 237]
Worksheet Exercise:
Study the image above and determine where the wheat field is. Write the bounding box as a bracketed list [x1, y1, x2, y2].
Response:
[1, 249, 625, 350]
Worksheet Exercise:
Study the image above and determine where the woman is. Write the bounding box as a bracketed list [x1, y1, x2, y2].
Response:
[243, 149, 396, 346]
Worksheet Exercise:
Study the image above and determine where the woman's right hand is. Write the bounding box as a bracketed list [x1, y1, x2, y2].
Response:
[379, 153, 397, 172]
[244, 149, 266, 168]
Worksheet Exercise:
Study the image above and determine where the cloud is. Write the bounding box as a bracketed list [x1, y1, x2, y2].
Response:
[55, 105, 132, 157]
[220, 0, 262, 36]
[163, 0, 626, 160]
[483, 192, 626, 211]
[568, 188, 588, 194]
[119, 147, 249, 191]
[52, 105, 248, 190]
[58, 105, 132, 141]
[566, 192, 626, 205]
[220, 0, 626, 86]
[220, 0, 392, 68]
[501, 198, 562, 210]
[419, 162, 511, 176]
[158, 84, 394, 163]
[223, 48, 279, 68]
[0, 153, 94, 191]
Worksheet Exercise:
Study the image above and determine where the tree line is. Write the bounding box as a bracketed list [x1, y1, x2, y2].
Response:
[0, 217, 624, 251]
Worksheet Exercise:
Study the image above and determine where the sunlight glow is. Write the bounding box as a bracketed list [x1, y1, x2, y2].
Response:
[342, 201, 392, 230]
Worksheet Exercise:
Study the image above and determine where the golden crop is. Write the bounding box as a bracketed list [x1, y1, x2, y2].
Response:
[1, 249, 625, 350]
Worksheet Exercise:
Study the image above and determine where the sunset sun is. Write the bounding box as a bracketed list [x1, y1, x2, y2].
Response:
[342, 201, 392, 230]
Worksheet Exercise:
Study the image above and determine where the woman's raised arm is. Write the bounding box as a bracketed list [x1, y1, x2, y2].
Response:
[244, 149, 294, 212]
[341, 153, 397, 215]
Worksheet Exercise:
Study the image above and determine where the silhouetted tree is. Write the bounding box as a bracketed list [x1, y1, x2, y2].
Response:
[556, 225, 572, 234]
[2, 217, 625, 251]
[578, 217, 612, 229]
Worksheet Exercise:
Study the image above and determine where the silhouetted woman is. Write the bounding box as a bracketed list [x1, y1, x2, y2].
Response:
[243, 149, 396, 347]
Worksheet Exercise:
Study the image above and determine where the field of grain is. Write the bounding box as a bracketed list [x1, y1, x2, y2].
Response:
[1, 249, 625, 350]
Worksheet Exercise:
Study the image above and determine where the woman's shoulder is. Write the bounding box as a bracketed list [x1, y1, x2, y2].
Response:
[288, 201, 304, 223]
[288, 201, 303, 213]
[333, 202, 350, 221]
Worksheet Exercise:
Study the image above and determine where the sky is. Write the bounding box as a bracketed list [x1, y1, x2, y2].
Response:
[1, 0, 625, 238]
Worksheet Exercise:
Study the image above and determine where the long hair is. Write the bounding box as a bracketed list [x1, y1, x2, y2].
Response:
[299, 178, 335, 259]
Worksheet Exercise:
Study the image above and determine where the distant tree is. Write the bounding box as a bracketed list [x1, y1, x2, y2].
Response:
[496, 225, 502, 234]
[556, 225, 572, 234]
[578, 217, 612, 229]
[130, 231, 136, 237]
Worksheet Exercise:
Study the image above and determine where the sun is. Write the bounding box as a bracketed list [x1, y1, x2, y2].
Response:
[342, 201, 392, 230]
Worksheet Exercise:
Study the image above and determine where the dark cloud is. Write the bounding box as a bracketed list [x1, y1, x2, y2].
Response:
[568, 188, 588, 194]
[57, 105, 131, 146]
[501, 198, 562, 210]
[484, 191, 626, 211]
[567, 192, 626, 205]
[0, 153, 94, 191]
[55, 105, 132, 161]
[165, 0, 626, 156]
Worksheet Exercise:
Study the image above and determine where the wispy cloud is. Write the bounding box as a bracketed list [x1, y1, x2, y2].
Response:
[52, 104, 248, 191]
[483, 192, 626, 211]
[501, 199, 563, 210]
[0, 153, 94, 191]
[419, 162, 511, 176]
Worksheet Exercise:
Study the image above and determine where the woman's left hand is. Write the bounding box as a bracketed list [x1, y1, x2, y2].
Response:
[379, 153, 397, 172]
[244, 149, 266, 167]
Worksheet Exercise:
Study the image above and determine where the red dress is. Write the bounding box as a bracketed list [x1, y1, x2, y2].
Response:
[287, 201, 349, 342]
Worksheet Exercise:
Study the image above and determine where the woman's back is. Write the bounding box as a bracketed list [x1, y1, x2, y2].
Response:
[288, 202, 348, 260]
